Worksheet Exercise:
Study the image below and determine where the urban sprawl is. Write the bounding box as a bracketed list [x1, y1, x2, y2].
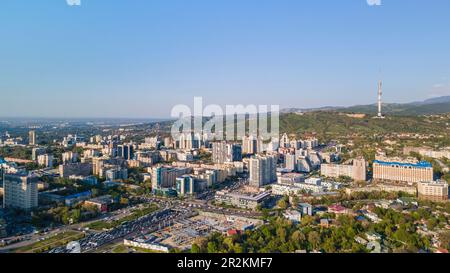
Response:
[1, 109, 450, 254]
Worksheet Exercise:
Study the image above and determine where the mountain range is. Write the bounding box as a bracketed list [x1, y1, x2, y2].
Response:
[281, 96, 450, 116]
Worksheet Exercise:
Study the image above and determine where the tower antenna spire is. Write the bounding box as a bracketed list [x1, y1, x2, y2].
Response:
[376, 74, 385, 119]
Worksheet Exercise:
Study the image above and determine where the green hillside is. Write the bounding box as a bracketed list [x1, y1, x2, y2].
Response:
[279, 112, 450, 141]
[340, 102, 450, 116]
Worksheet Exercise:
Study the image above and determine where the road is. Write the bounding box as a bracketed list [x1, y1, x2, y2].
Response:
[2, 177, 262, 253]
[48, 205, 194, 253]
[0, 202, 159, 252]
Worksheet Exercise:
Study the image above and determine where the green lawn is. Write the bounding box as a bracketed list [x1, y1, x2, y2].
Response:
[13, 231, 85, 253]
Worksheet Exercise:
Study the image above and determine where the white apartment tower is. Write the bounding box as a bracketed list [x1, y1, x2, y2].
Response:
[3, 174, 38, 211]
[29, 130, 36, 146]
[249, 155, 277, 188]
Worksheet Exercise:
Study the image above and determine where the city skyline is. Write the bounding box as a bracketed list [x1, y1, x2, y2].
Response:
[1, 0, 450, 118]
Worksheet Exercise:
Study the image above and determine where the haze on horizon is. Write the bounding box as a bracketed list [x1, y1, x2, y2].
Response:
[1, 0, 450, 119]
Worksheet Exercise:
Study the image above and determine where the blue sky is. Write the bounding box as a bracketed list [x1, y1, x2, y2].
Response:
[0, 0, 449, 118]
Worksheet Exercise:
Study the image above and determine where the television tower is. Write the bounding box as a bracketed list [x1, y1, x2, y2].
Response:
[376, 80, 385, 118]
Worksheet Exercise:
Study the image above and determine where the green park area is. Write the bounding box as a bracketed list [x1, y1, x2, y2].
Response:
[13, 231, 85, 253]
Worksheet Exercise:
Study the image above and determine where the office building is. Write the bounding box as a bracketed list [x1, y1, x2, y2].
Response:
[175, 175, 207, 196]
[215, 190, 270, 210]
[84, 195, 114, 213]
[64, 191, 92, 207]
[176, 175, 195, 196]
[59, 163, 92, 178]
[271, 182, 324, 195]
[277, 173, 305, 184]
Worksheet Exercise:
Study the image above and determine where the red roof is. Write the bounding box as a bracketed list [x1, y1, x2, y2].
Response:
[329, 204, 346, 212]
[227, 229, 241, 236]
[436, 248, 449, 254]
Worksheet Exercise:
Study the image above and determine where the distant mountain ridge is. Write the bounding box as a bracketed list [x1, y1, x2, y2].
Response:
[282, 96, 450, 116]
[409, 95, 450, 106]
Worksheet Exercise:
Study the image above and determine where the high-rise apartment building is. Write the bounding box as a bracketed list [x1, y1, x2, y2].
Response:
[62, 151, 78, 164]
[177, 133, 200, 150]
[118, 144, 134, 160]
[284, 153, 297, 171]
[212, 142, 242, 164]
[37, 154, 53, 168]
[32, 147, 46, 161]
[321, 157, 367, 181]
[28, 130, 36, 146]
[249, 155, 277, 188]
[3, 174, 38, 210]
[242, 135, 261, 155]
[92, 157, 104, 176]
[352, 157, 367, 181]
[176, 175, 195, 196]
[151, 166, 191, 190]
[280, 133, 290, 148]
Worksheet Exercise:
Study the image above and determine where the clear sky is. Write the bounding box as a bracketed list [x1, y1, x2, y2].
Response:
[1, 0, 449, 118]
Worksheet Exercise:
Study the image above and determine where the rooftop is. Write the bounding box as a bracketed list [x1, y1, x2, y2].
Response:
[373, 160, 432, 169]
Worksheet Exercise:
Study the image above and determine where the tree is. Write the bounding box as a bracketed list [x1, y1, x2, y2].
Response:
[276, 227, 287, 243]
[308, 231, 321, 250]
[233, 243, 244, 253]
[61, 208, 70, 225]
[120, 197, 129, 205]
[277, 199, 289, 210]
[91, 188, 99, 198]
[291, 196, 300, 208]
[301, 215, 314, 227]
[291, 230, 306, 248]
[207, 242, 218, 253]
[191, 244, 201, 253]
[71, 209, 81, 224]
[439, 231, 450, 251]
[223, 237, 235, 251]
[193, 237, 208, 252]
[323, 238, 337, 253]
